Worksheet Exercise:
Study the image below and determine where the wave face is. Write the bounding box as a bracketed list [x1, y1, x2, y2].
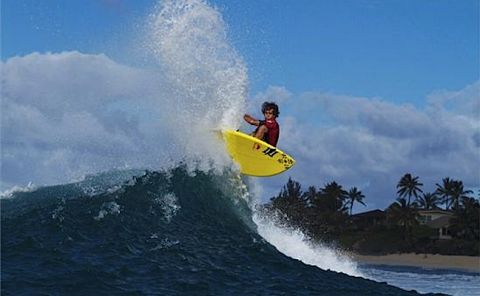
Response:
[1, 167, 424, 295]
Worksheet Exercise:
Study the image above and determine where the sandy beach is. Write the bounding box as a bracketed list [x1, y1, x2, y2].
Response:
[352, 253, 480, 273]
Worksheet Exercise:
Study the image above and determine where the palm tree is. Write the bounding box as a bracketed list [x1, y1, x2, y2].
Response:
[346, 187, 366, 215]
[397, 173, 423, 206]
[318, 181, 349, 213]
[436, 178, 473, 210]
[270, 177, 306, 225]
[307, 181, 349, 237]
[282, 177, 303, 199]
[449, 196, 480, 240]
[302, 186, 318, 206]
[417, 192, 440, 210]
[387, 197, 419, 240]
[435, 177, 454, 210]
[450, 180, 473, 211]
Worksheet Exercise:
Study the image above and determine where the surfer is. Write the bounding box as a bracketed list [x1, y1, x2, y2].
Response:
[243, 102, 280, 147]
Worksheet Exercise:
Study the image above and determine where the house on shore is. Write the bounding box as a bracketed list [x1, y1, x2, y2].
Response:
[417, 209, 453, 240]
[352, 208, 454, 240]
[351, 209, 386, 230]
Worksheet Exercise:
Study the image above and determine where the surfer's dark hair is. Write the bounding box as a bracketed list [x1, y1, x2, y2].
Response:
[261, 102, 279, 117]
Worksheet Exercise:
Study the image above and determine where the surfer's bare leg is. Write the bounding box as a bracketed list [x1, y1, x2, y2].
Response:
[254, 125, 268, 140]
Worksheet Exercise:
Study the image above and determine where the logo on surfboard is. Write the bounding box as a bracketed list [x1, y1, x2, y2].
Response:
[278, 154, 294, 169]
[262, 147, 278, 158]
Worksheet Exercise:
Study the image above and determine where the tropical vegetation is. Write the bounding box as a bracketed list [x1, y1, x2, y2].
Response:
[261, 173, 480, 256]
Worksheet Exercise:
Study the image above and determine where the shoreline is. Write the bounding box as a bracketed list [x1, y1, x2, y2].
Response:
[351, 253, 480, 273]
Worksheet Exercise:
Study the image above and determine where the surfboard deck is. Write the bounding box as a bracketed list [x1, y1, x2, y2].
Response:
[219, 129, 295, 177]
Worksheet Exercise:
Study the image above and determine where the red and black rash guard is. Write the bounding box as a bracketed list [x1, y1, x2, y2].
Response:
[263, 119, 279, 147]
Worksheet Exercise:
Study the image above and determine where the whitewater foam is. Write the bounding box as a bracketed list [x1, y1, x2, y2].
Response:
[94, 201, 122, 220]
[252, 210, 364, 277]
[0, 182, 37, 199]
[154, 192, 181, 223]
[51, 198, 66, 223]
[239, 178, 363, 277]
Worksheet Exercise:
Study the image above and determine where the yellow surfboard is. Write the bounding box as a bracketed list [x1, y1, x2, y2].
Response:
[220, 129, 295, 177]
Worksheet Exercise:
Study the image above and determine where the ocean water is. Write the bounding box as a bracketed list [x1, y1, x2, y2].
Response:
[359, 264, 480, 296]
[1, 167, 449, 295]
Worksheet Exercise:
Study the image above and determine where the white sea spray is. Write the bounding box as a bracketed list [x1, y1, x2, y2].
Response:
[94, 201, 122, 220]
[0, 182, 37, 199]
[146, 0, 248, 172]
[51, 198, 66, 223]
[153, 192, 181, 223]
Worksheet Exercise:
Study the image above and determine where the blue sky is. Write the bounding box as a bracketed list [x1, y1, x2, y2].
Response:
[3, 0, 478, 105]
[222, 0, 479, 104]
[2, 0, 479, 208]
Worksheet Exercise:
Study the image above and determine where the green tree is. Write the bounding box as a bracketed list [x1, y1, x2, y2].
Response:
[449, 196, 480, 241]
[386, 197, 419, 240]
[417, 192, 440, 210]
[269, 177, 306, 226]
[346, 187, 366, 215]
[317, 181, 349, 213]
[306, 181, 349, 239]
[396, 173, 423, 206]
[435, 177, 454, 210]
[302, 186, 318, 206]
[450, 180, 473, 210]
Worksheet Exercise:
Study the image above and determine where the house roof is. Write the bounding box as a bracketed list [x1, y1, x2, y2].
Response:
[418, 209, 453, 216]
[352, 209, 385, 219]
[426, 215, 452, 228]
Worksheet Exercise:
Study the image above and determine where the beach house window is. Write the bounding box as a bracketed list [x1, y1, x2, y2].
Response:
[441, 227, 449, 236]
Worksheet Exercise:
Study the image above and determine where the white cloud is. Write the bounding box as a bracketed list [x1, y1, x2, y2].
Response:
[3, 52, 153, 116]
[1, 52, 222, 188]
[427, 81, 480, 119]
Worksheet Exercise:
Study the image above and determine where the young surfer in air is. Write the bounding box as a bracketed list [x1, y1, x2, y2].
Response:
[243, 102, 280, 147]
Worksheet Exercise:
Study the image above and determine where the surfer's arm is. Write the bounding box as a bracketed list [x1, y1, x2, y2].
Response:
[244, 114, 260, 126]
